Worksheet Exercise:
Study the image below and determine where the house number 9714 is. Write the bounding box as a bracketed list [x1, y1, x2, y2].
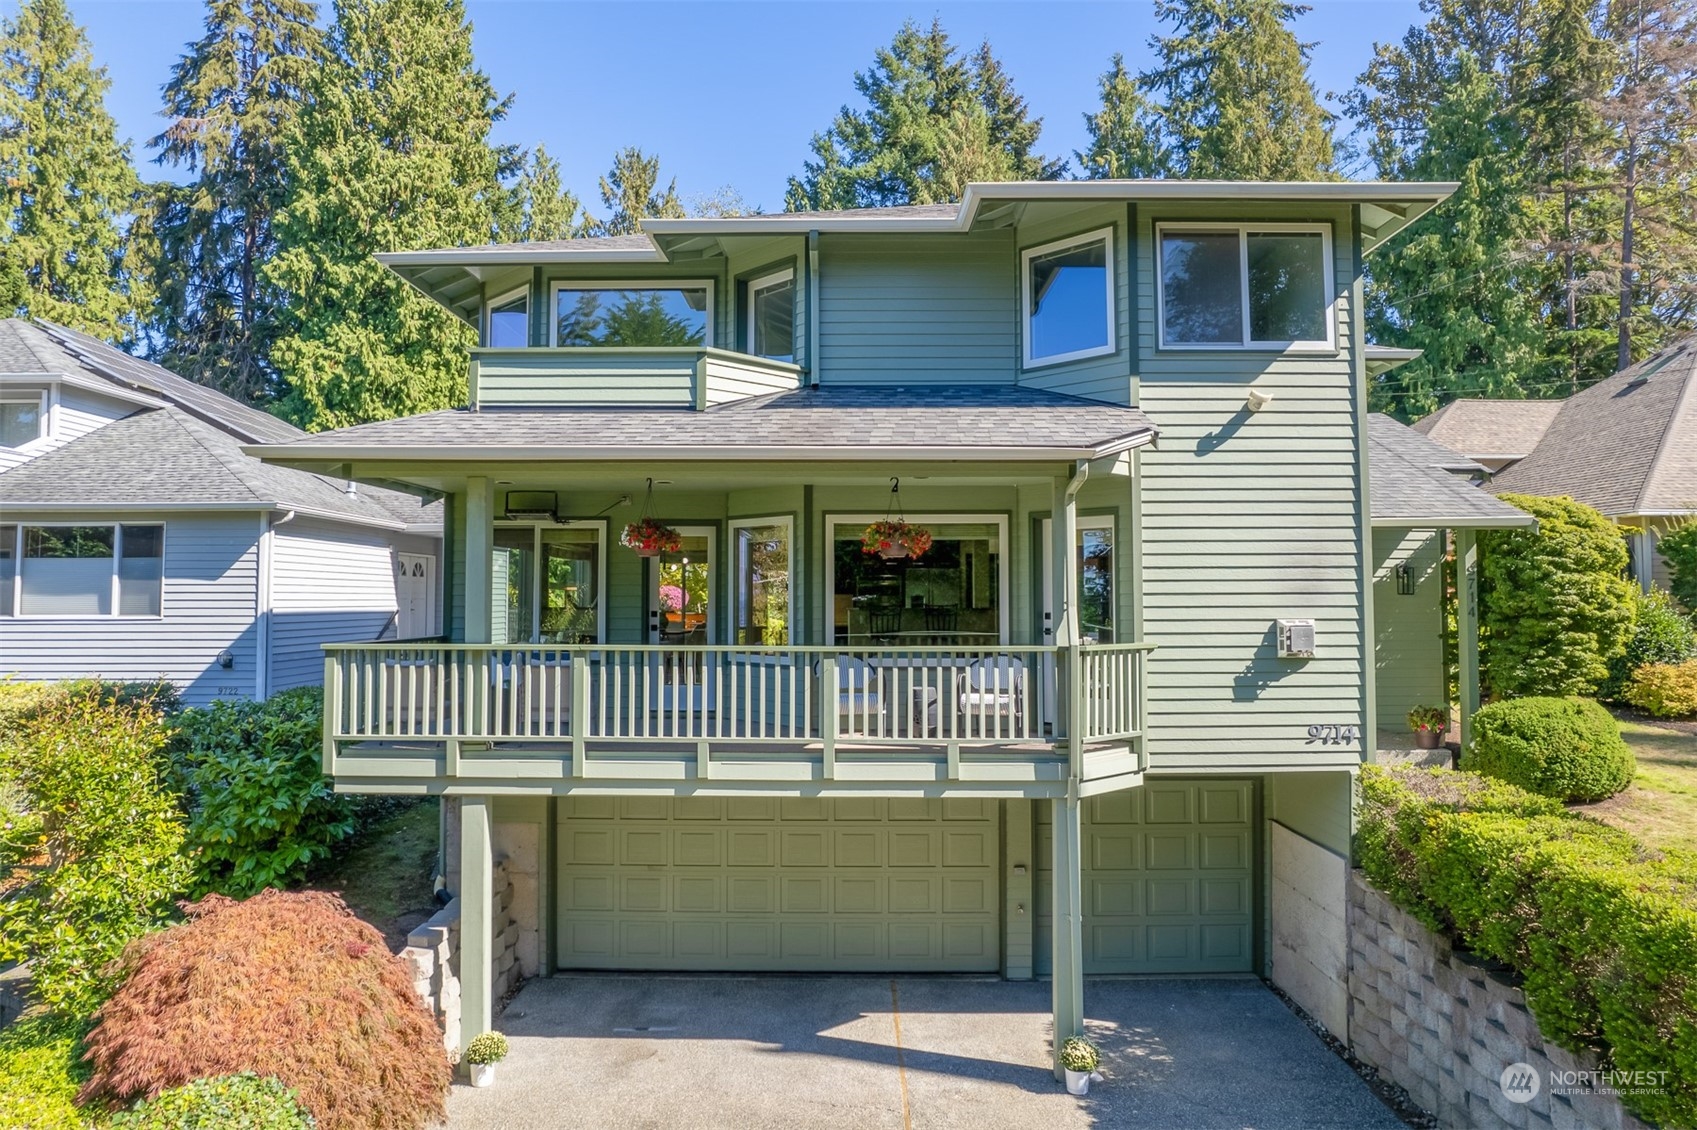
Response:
[1306, 724, 1360, 746]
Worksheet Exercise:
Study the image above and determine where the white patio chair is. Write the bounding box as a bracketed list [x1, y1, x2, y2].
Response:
[959, 656, 1025, 737]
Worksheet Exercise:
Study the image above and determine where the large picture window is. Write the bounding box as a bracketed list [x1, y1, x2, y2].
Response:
[1, 523, 163, 617]
[1022, 228, 1115, 368]
[828, 517, 1006, 645]
[731, 517, 793, 645]
[1157, 223, 1334, 350]
[552, 282, 712, 348]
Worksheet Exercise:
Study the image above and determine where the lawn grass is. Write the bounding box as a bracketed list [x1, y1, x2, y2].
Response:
[1576, 716, 1697, 855]
[309, 798, 440, 949]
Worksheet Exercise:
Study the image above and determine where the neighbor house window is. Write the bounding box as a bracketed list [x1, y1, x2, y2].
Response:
[552, 282, 712, 347]
[1158, 223, 1334, 349]
[10, 524, 163, 617]
[1022, 228, 1115, 368]
[731, 517, 793, 645]
[485, 288, 529, 348]
[0, 394, 45, 448]
[745, 269, 795, 362]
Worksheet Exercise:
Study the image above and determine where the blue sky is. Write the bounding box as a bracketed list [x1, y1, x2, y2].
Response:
[39, 0, 1424, 213]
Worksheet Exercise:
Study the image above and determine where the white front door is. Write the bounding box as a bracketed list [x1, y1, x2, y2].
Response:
[395, 553, 435, 639]
[1040, 517, 1116, 721]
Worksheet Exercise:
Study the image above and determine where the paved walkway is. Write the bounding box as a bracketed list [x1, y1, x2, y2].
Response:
[446, 975, 1403, 1129]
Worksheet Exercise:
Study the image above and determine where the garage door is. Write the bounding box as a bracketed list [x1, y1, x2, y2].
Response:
[1037, 779, 1256, 974]
[556, 796, 1001, 972]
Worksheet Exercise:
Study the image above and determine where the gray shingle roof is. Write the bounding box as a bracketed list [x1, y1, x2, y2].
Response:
[1369, 414, 1535, 528]
[1411, 398, 1563, 460]
[1490, 338, 1697, 516]
[247, 385, 1160, 462]
[0, 405, 439, 529]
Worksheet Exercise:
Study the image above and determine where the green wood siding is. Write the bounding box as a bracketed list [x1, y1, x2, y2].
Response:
[817, 231, 1017, 385]
[554, 796, 1001, 971]
[1135, 204, 1368, 770]
[1372, 528, 1445, 732]
[1035, 778, 1257, 975]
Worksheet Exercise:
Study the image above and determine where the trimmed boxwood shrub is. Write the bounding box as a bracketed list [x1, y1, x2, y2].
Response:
[1624, 659, 1697, 719]
[1357, 766, 1697, 1129]
[1463, 696, 1635, 800]
[80, 889, 449, 1130]
[113, 1072, 315, 1129]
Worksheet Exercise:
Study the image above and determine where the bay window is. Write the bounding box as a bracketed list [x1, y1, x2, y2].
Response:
[1158, 223, 1334, 350]
[552, 282, 712, 347]
[2, 524, 163, 617]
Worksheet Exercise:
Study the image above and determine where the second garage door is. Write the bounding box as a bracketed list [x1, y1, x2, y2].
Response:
[556, 796, 1001, 972]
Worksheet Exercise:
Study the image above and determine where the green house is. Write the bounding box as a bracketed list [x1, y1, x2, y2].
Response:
[251, 180, 1513, 1067]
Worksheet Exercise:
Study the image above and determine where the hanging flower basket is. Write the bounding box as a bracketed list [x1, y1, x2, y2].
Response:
[623, 518, 681, 557]
[862, 519, 931, 560]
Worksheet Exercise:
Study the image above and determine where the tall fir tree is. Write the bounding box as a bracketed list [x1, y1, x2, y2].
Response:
[785, 18, 1061, 210]
[1364, 54, 1545, 418]
[502, 144, 582, 242]
[1076, 54, 1166, 179]
[0, 0, 149, 338]
[265, 0, 513, 429]
[585, 147, 683, 236]
[147, 0, 324, 405]
[1137, 0, 1336, 179]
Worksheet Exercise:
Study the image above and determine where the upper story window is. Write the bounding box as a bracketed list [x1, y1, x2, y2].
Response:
[485, 288, 529, 348]
[1022, 228, 1116, 368]
[0, 523, 163, 617]
[0, 393, 45, 448]
[552, 282, 712, 348]
[746, 269, 795, 362]
[1158, 223, 1334, 350]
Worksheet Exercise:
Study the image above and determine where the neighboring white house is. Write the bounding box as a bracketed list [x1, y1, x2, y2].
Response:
[0, 319, 442, 705]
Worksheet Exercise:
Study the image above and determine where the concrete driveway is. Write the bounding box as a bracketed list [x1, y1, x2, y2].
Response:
[446, 975, 1402, 1129]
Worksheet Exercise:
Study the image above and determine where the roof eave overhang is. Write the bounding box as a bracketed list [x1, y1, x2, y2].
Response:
[0, 499, 408, 531]
[244, 431, 1157, 468]
[1370, 514, 1538, 529]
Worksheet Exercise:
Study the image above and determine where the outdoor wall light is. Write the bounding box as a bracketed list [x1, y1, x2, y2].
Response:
[1396, 562, 1415, 595]
[216, 649, 235, 669]
[1246, 388, 1274, 413]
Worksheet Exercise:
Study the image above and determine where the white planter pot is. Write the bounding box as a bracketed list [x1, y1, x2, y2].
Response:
[1064, 1068, 1091, 1096]
[470, 1063, 496, 1088]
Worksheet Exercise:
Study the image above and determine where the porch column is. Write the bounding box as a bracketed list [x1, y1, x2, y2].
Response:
[1050, 470, 1082, 750]
[465, 477, 495, 644]
[459, 794, 495, 1052]
[1050, 793, 1085, 1078]
[1455, 528, 1480, 753]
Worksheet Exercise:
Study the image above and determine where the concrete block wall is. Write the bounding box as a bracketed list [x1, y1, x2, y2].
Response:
[402, 898, 463, 1057]
[1268, 821, 1348, 1035]
[1347, 872, 1651, 1130]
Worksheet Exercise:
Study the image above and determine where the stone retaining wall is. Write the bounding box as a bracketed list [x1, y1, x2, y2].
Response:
[401, 856, 524, 1057]
[1346, 871, 1651, 1130]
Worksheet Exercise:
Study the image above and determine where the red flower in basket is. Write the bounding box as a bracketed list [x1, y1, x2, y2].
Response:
[622, 518, 682, 557]
[861, 519, 931, 560]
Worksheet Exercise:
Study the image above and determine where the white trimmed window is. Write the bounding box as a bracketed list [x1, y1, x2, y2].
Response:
[1158, 223, 1335, 350]
[2, 523, 163, 617]
[730, 516, 793, 645]
[1022, 228, 1116, 368]
[552, 281, 713, 347]
[745, 269, 795, 362]
[485, 287, 529, 348]
[0, 393, 45, 448]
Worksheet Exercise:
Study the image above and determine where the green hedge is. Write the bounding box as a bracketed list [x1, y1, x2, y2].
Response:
[1463, 696, 1634, 800]
[113, 1072, 315, 1129]
[1357, 766, 1697, 1128]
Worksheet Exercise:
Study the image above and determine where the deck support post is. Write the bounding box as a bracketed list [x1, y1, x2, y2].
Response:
[1051, 468, 1083, 749]
[1050, 789, 1085, 1077]
[459, 794, 495, 1056]
[465, 477, 494, 645]
[1455, 527, 1480, 754]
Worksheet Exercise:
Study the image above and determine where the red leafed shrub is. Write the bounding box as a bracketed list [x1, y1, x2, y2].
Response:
[79, 889, 449, 1130]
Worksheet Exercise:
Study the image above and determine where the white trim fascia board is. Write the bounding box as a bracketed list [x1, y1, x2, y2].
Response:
[242, 434, 1158, 464]
[1370, 515, 1538, 529]
[0, 500, 409, 531]
[1618, 509, 1697, 519]
[377, 247, 666, 267]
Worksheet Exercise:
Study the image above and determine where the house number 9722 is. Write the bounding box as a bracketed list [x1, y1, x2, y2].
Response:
[1306, 724, 1360, 746]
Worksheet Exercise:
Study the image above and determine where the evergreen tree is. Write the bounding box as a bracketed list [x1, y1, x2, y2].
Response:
[265, 0, 513, 429]
[584, 147, 683, 236]
[0, 0, 149, 338]
[504, 144, 582, 241]
[1076, 54, 1166, 179]
[785, 18, 1060, 210]
[147, 0, 324, 405]
[1138, 0, 1336, 179]
[1364, 55, 1545, 418]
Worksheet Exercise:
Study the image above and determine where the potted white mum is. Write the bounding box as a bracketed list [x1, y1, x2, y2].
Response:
[1059, 1035, 1102, 1095]
[465, 1031, 509, 1088]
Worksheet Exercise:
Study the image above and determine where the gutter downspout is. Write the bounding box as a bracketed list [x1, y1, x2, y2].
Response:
[807, 230, 822, 386]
